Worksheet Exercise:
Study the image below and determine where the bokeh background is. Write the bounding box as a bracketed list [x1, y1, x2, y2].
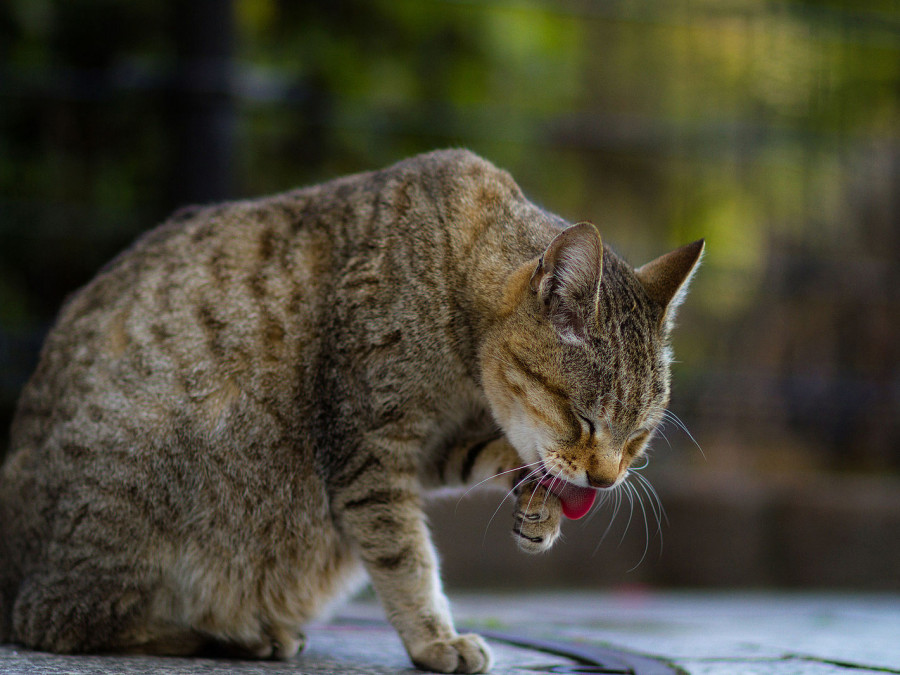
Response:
[2, 0, 898, 589]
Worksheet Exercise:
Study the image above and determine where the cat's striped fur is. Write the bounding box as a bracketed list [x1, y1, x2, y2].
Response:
[0, 149, 702, 673]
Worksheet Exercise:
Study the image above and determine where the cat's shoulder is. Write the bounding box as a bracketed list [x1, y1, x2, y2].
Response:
[394, 149, 526, 214]
[400, 148, 518, 186]
[404, 147, 495, 172]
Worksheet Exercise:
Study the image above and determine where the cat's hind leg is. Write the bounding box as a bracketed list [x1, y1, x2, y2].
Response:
[193, 626, 306, 660]
[9, 566, 304, 659]
[10, 566, 162, 654]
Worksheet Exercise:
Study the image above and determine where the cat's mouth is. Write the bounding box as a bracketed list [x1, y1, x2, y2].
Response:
[537, 470, 597, 520]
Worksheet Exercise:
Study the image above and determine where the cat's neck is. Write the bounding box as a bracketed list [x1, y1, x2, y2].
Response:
[445, 213, 559, 366]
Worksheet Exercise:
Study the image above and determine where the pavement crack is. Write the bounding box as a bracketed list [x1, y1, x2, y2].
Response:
[791, 654, 900, 674]
[690, 654, 900, 674]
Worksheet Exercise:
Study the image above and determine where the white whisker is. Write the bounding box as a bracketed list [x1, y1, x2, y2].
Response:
[626, 478, 651, 572]
[655, 426, 673, 450]
[631, 471, 666, 536]
[630, 454, 650, 471]
[592, 484, 624, 554]
[661, 409, 704, 459]
[460, 460, 541, 501]
[619, 482, 636, 547]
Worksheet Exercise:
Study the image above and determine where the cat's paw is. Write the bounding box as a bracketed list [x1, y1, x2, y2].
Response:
[410, 633, 493, 673]
[234, 629, 305, 660]
[269, 630, 306, 660]
[512, 482, 562, 554]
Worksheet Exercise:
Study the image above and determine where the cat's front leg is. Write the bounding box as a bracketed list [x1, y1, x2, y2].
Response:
[449, 438, 563, 554]
[436, 436, 563, 554]
[435, 435, 524, 489]
[331, 456, 492, 674]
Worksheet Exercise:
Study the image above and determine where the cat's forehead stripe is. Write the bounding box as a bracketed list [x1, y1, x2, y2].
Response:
[504, 347, 568, 403]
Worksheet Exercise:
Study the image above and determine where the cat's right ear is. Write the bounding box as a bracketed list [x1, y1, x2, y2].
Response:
[529, 222, 603, 344]
[635, 238, 705, 330]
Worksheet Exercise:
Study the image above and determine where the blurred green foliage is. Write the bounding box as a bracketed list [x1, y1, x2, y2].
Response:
[1, 0, 898, 473]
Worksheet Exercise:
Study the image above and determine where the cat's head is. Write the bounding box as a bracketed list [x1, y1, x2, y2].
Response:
[482, 223, 703, 513]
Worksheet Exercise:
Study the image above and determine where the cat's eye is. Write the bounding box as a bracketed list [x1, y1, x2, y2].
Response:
[576, 413, 595, 438]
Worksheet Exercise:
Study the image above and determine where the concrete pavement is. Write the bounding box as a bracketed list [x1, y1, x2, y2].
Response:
[450, 590, 900, 674]
[1, 590, 898, 674]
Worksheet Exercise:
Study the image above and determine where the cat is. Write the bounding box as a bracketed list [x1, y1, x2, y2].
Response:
[0, 149, 702, 673]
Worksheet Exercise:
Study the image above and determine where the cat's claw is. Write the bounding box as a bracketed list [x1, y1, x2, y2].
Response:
[512, 482, 562, 554]
[410, 633, 493, 674]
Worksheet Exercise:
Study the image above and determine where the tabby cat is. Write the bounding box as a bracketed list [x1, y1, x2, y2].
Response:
[0, 150, 702, 673]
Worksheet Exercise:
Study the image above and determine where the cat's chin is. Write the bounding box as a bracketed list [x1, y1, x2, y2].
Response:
[537, 472, 597, 520]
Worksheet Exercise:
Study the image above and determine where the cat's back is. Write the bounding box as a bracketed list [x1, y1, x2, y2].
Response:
[7, 194, 314, 453]
[6, 148, 519, 450]
[0, 148, 530, 534]
[0, 146, 538, 559]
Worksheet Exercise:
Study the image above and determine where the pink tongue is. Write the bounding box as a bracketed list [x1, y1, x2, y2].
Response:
[539, 476, 597, 520]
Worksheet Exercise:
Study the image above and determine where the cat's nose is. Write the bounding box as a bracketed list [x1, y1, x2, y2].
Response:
[586, 472, 616, 489]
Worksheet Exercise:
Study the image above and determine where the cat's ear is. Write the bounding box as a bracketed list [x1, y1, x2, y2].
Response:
[635, 239, 705, 330]
[529, 222, 603, 344]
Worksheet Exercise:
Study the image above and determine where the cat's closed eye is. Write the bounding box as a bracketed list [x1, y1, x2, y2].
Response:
[575, 412, 596, 438]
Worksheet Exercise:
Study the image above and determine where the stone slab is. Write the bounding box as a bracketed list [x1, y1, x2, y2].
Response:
[0, 627, 574, 675]
[1, 591, 898, 674]
[449, 591, 900, 673]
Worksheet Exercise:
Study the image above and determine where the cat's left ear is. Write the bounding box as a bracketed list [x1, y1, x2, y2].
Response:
[635, 239, 705, 330]
[529, 222, 603, 344]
